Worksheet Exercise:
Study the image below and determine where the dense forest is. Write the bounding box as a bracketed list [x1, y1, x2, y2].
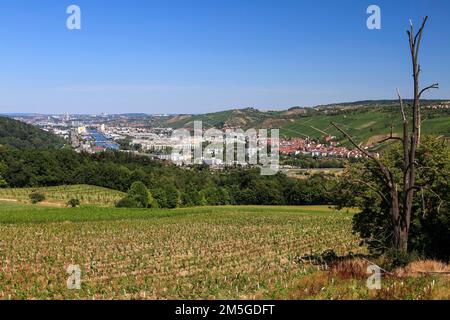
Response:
[0, 146, 337, 208]
[0, 117, 66, 149]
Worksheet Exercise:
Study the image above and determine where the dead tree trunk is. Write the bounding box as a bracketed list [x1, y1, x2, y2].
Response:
[402, 17, 439, 252]
[332, 17, 438, 253]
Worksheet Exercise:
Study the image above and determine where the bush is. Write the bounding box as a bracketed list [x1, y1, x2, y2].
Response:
[67, 198, 81, 208]
[30, 192, 45, 204]
[0, 162, 7, 188]
[152, 188, 169, 208]
[116, 197, 141, 208]
[152, 186, 179, 209]
[164, 185, 180, 208]
[116, 181, 158, 208]
[383, 249, 420, 270]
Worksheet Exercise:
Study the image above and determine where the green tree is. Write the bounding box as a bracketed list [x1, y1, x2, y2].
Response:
[337, 137, 450, 259]
[181, 190, 203, 207]
[152, 188, 169, 208]
[164, 185, 180, 208]
[0, 161, 7, 188]
[0, 177, 6, 188]
[217, 187, 231, 205]
[117, 181, 158, 208]
[285, 181, 312, 205]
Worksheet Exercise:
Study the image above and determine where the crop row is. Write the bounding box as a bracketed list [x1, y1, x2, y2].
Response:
[0, 208, 363, 299]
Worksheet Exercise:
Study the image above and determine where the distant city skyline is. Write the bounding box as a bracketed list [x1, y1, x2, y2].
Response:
[0, 0, 449, 114]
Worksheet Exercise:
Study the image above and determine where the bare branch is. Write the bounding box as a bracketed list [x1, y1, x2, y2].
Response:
[407, 185, 444, 216]
[414, 16, 428, 60]
[350, 179, 390, 204]
[330, 121, 393, 185]
[418, 83, 439, 98]
[421, 185, 443, 215]
[408, 19, 414, 45]
[374, 136, 403, 145]
[396, 88, 407, 123]
[407, 30, 414, 55]
[331, 122, 371, 158]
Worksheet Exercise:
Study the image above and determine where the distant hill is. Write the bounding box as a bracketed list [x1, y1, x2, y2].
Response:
[0, 116, 66, 149]
[160, 100, 450, 144]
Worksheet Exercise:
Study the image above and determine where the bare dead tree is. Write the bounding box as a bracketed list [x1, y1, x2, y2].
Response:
[331, 16, 439, 253]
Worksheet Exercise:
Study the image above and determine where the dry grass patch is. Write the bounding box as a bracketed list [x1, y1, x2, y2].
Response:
[396, 260, 450, 277]
[330, 258, 370, 280]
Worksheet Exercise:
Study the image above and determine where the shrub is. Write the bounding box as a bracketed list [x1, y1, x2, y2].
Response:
[67, 198, 81, 208]
[383, 249, 420, 270]
[152, 188, 169, 208]
[116, 197, 141, 208]
[116, 181, 158, 208]
[30, 192, 45, 204]
[152, 186, 179, 209]
[164, 185, 180, 208]
[181, 190, 203, 207]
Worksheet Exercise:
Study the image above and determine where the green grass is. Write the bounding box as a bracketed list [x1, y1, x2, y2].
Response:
[0, 203, 349, 224]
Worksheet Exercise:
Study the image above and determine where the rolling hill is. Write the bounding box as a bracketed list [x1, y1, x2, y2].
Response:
[160, 100, 450, 144]
[0, 116, 66, 149]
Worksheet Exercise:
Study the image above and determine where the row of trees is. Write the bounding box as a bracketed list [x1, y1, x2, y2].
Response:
[0, 146, 338, 208]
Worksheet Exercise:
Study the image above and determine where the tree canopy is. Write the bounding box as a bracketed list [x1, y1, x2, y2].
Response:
[0, 117, 66, 150]
[336, 136, 450, 260]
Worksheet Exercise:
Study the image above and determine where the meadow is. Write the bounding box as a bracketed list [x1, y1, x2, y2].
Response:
[0, 203, 448, 300]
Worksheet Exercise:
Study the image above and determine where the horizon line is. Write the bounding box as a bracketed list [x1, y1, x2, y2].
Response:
[2, 98, 450, 116]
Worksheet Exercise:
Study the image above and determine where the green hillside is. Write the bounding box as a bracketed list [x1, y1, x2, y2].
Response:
[161, 100, 450, 144]
[281, 108, 450, 144]
[0, 116, 66, 149]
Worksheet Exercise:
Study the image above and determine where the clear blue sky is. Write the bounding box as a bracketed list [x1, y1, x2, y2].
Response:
[0, 0, 449, 114]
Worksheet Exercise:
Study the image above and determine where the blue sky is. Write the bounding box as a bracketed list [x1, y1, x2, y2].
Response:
[0, 0, 449, 114]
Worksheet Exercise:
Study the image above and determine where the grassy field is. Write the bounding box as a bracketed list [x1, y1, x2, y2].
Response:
[0, 185, 124, 207]
[0, 203, 448, 300]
